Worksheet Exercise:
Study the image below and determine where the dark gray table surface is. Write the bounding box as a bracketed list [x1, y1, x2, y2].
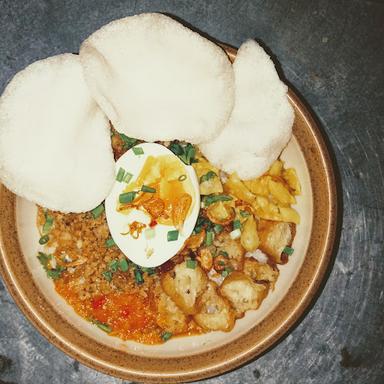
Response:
[0, 1, 383, 383]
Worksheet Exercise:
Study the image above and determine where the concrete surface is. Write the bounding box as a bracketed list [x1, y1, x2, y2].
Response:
[0, 0, 383, 383]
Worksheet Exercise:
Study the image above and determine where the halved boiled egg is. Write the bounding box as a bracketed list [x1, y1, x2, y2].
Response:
[105, 142, 200, 267]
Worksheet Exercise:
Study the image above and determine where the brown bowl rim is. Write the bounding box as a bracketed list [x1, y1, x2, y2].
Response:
[0, 45, 339, 383]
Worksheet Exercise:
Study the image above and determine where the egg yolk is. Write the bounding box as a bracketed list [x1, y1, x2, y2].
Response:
[117, 154, 194, 229]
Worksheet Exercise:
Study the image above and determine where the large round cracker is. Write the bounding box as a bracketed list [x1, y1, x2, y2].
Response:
[80, 13, 234, 144]
[0, 54, 115, 212]
[200, 40, 294, 179]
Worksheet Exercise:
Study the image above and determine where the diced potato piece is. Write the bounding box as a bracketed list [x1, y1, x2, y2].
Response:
[214, 232, 245, 271]
[156, 290, 188, 333]
[268, 160, 284, 176]
[220, 272, 268, 318]
[197, 247, 214, 271]
[192, 158, 218, 177]
[252, 195, 280, 219]
[194, 282, 235, 332]
[268, 178, 296, 206]
[161, 261, 208, 315]
[283, 168, 301, 195]
[240, 215, 259, 252]
[224, 173, 255, 204]
[258, 220, 296, 264]
[200, 177, 223, 196]
[243, 258, 279, 290]
[252, 196, 300, 224]
[244, 176, 270, 197]
[278, 206, 300, 224]
[206, 201, 235, 225]
[193, 161, 223, 195]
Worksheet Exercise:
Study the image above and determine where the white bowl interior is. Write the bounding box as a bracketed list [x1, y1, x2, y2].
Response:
[16, 136, 312, 357]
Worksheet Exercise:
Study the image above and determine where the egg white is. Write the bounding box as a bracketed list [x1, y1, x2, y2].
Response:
[105, 142, 200, 267]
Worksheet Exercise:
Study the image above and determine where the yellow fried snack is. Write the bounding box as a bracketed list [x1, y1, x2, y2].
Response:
[241, 160, 300, 224]
[268, 178, 296, 206]
[220, 272, 268, 318]
[161, 261, 208, 315]
[258, 220, 296, 264]
[156, 290, 188, 333]
[194, 281, 235, 332]
[193, 159, 223, 195]
[224, 173, 255, 204]
[243, 258, 279, 290]
[214, 232, 245, 271]
[244, 175, 270, 197]
[278, 206, 300, 224]
[268, 159, 284, 176]
[240, 215, 260, 252]
[283, 168, 301, 195]
[252, 195, 300, 224]
[197, 247, 214, 271]
[206, 201, 235, 225]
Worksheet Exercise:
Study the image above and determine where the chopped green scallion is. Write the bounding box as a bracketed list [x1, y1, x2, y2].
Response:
[105, 238, 115, 248]
[37, 252, 51, 266]
[141, 185, 156, 193]
[168, 142, 196, 165]
[108, 259, 119, 273]
[46, 267, 65, 280]
[161, 331, 173, 342]
[193, 226, 202, 235]
[183, 143, 196, 165]
[42, 213, 54, 234]
[142, 267, 156, 275]
[200, 170, 217, 184]
[94, 320, 112, 333]
[203, 194, 233, 206]
[205, 230, 214, 246]
[132, 146, 144, 155]
[119, 133, 138, 149]
[37, 252, 65, 280]
[116, 167, 126, 182]
[186, 259, 197, 269]
[283, 246, 294, 255]
[169, 142, 184, 155]
[178, 174, 187, 182]
[213, 224, 223, 234]
[134, 268, 144, 284]
[123, 172, 133, 183]
[240, 210, 251, 217]
[193, 214, 215, 234]
[102, 270, 113, 282]
[218, 250, 229, 258]
[221, 266, 233, 277]
[39, 235, 49, 245]
[119, 191, 137, 204]
[167, 230, 179, 242]
[119, 258, 129, 272]
[91, 203, 104, 219]
[233, 220, 241, 230]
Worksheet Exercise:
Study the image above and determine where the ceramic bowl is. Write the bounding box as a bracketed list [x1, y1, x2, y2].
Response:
[0, 45, 339, 383]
